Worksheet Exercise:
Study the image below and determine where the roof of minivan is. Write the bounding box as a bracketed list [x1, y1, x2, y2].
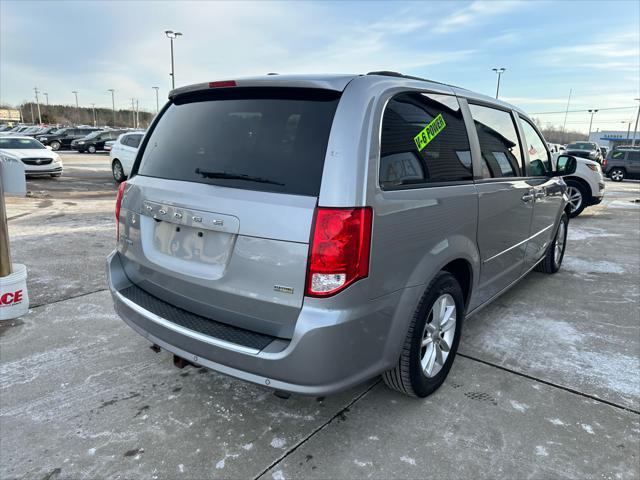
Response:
[169, 73, 526, 116]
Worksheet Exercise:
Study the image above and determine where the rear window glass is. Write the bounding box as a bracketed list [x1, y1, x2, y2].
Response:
[137, 88, 340, 196]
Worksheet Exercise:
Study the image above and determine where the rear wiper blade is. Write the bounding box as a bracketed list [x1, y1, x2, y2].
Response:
[195, 168, 284, 186]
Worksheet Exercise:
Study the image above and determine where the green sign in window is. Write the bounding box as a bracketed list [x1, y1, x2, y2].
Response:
[413, 113, 446, 152]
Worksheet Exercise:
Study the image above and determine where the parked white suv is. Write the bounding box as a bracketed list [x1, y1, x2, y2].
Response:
[110, 132, 144, 183]
[553, 153, 604, 217]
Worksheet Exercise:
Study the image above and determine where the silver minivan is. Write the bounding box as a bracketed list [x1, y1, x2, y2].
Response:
[108, 73, 577, 397]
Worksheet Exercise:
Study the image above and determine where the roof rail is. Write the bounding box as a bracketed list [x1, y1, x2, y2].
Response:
[366, 71, 463, 90]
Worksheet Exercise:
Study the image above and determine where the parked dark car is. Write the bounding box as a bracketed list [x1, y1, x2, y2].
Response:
[71, 129, 128, 153]
[565, 142, 603, 163]
[24, 126, 61, 138]
[603, 147, 640, 181]
[36, 127, 100, 151]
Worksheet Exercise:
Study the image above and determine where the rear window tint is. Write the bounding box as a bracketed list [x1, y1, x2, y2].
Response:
[380, 92, 472, 189]
[137, 88, 340, 196]
[469, 104, 523, 178]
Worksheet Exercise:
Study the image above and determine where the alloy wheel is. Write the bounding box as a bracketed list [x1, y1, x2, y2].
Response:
[567, 186, 582, 213]
[611, 170, 624, 181]
[554, 220, 566, 266]
[112, 161, 123, 181]
[420, 293, 457, 378]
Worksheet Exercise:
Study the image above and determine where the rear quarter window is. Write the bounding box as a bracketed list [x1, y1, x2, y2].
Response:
[379, 92, 472, 189]
[136, 88, 340, 196]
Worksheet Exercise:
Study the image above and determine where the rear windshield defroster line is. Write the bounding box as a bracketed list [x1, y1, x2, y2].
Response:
[137, 88, 341, 197]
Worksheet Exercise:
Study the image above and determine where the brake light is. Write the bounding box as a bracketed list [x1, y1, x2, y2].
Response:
[208, 80, 236, 88]
[305, 207, 373, 297]
[602, 159, 607, 168]
[115, 181, 126, 240]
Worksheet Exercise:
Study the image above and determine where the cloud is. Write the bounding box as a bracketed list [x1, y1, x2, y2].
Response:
[433, 0, 525, 34]
[536, 30, 639, 70]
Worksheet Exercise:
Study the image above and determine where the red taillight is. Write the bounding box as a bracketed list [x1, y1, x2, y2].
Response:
[115, 181, 126, 240]
[305, 207, 373, 297]
[602, 159, 607, 168]
[208, 80, 236, 88]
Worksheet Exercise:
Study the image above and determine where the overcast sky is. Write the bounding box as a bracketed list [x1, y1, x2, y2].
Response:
[1, 0, 638, 132]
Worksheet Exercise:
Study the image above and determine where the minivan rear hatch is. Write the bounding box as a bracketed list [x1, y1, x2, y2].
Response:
[117, 87, 341, 339]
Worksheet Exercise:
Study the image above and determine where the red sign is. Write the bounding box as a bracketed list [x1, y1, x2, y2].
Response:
[1, 290, 23, 305]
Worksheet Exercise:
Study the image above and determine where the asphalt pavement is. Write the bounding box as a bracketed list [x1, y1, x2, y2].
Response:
[2, 153, 639, 479]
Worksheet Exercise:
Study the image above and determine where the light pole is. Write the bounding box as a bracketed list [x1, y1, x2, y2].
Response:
[632, 98, 640, 146]
[492, 67, 506, 99]
[34, 87, 42, 124]
[108, 89, 116, 126]
[44, 92, 49, 107]
[587, 109, 598, 139]
[91, 103, 97, 126]
[152, 86, 160, 113]
[165, 30, 183, 89]
[72, 90, 79, 125]
[131, 98, 136, 128]
[621, 121, 631, 140]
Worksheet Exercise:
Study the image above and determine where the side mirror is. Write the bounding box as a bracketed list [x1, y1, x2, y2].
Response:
[45, 145, 52, 151]
[554, 154, 577, 176]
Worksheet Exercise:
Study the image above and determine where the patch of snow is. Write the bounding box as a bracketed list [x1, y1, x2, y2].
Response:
[270, 437, 286, 449]
[581, 424, 595, 434]
[510, 400, 529, 413]
[178, 464, 184, 473]
[548, 418, 566, 426]
[215, 459, 226, 470]
[535, 446, 549, 457]
[87, 448, 96, 456]
[272, 470, 285, 480]
[354, 460, 373, 467]
[242, 443, 253, 451]
[466, 313, 640, 400]
[368, 435, 379, 441]
[400, 456, 416, 466]
[567, 227, 621, 241]
[563, 257, 624, 275]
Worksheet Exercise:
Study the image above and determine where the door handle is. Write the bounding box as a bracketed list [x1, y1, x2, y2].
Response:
[521, 192, 534, 203]
[534, 190, 546, 199]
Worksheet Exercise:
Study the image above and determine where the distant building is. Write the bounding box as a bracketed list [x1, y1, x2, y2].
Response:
[589, 130, 637, 149]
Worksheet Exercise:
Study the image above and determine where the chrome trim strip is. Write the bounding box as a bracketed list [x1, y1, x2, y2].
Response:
[114, 289, 261, 355]
[483, 223, 554, 264]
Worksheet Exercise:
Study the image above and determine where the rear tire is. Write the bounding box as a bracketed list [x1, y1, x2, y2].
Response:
[610, 168, 625, 182]
[535, 213, 568, 274]
[88, 145, 97, 154]
[383, 272, 464, 398]
[112, 160, 126, 183]
[565, 180, 587, 218]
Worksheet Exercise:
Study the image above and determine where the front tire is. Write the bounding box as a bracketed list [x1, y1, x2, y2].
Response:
[112, 160, 126, 183]
[565, 180, 587, 218]
[88, 145, 97, 154]
[535, 213, 568, 274]
[610, 168, 625, 182]
[50, 141, 61, 151]
[383, 272, 464, 398]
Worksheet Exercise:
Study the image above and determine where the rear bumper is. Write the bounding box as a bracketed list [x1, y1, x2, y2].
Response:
[107, 251, 421, 395]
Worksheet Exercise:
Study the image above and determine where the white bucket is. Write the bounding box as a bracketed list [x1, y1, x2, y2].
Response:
[0, 264, 29, 320]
